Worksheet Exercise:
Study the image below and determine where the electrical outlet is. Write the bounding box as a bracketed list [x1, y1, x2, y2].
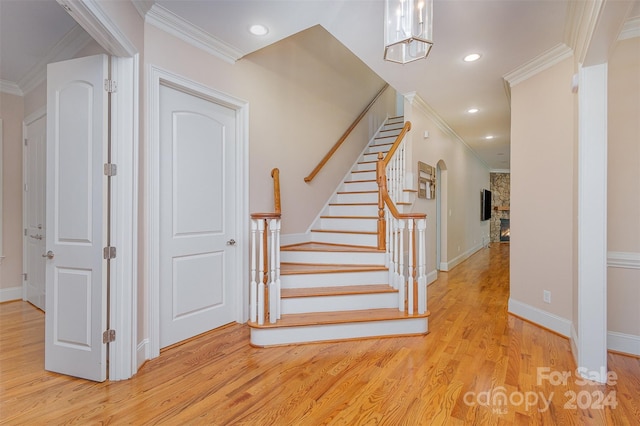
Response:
[543, 290, 551, 304]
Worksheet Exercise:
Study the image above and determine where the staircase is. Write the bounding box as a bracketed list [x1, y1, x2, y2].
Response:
[249, 117, 430, 347]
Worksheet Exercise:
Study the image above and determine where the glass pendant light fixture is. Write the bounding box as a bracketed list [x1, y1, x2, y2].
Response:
[384, 0, 434, 64]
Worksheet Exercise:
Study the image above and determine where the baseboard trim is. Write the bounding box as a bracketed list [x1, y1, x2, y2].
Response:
[427, 269, 438, 285]
[0, 286, 22, 303]
[137, 338, 150, 369]
[508, 298, 572, 337]
[608, 331, 640, 357]
[440, 243, 483, 271]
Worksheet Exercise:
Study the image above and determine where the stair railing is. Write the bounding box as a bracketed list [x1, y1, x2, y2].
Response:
[376, 135, 428, 315]
[250, 168, 282, 325]
[304, 83, 389, 183]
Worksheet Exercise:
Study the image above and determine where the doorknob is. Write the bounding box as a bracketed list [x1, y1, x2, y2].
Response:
[42, 250, 54, 259]
[226, 239, 236, 246]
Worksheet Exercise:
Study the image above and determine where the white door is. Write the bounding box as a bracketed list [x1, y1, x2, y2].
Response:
[24, 115, 47, 311]
[45, 54, 109, 382]
[159, 84, 237, 348]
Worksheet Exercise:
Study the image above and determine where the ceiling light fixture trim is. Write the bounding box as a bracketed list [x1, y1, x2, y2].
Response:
[249, 24, 269, 36]
[464, 53, 481, 62]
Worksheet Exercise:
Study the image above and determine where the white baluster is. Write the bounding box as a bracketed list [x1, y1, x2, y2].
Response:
[268, 219, 277, 323]
[398, 219, 406, 311]
[407, 219, 414, 315]
[417, 218, 427, 314]
[257, 219, 265, 325]
[250, 219, 258, 323]
[275, 218, 282, 320]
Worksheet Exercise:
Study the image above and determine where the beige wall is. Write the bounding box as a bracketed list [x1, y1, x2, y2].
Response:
[144, 24, 391, 235]
[0, 93, 24, 294]
[510, 57, 576, 325]
[407, 99, 490, 275]
[607, 36, 640, 339]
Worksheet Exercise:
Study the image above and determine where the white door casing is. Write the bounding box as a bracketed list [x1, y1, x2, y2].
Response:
[158, 84, 236, 348]
[45, 54, 109, 382]
[148, 67, 249, 358]
[23, 113, 47, 311]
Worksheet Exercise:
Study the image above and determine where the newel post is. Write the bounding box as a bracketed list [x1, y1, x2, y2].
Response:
[376, 152, 386, 250]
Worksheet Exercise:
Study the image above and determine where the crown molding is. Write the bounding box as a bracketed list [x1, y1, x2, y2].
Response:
[145, 3, 243, 64]
[490, 169, 511, 174]
[131, 0, 154, 20]
[565, 0, 605, 65]
[503, 43, 573, 88]
[0, 80, 23, 96]
[619, 16, 640, 40]
[405, 91, 491, 171]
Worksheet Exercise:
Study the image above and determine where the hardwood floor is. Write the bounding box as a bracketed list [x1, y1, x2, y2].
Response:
[1, 244, 638, 424]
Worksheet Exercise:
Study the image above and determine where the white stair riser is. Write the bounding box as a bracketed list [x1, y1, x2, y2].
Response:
[281, 250, 385, 264]
[367, 144, 391, 154]
[347, 170, 376, 181]
[250, 317, 428, 347]
[318, 217, 377, 232]
[355, 162, 376, 171]
[280, 270, 388, 288]
[341, 181, 378, 192]
[326, 204, 378, 216]
[363, 152, 386, 162]
[311, 230, 378, 246]
[281, 292, 398, 314]
[335, 192, 377, 203]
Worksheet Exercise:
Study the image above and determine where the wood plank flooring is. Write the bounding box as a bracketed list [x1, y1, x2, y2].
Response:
[1, 243, 639, 424]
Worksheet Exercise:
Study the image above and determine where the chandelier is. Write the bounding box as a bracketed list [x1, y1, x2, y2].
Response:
[384, 0, 434, 64]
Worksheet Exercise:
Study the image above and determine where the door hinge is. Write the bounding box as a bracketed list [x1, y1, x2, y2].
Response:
[24, 228, 28, 236]
[103, 246, 117, 260]
[104, 79, 117, 93]
[103, 329, 116, 344]
[23, 273, 28, 281]
[24, 138, 28, 146]
[104, 163, 118, 177]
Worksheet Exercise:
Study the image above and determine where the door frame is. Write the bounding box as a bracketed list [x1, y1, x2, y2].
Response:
[22, 107, 47, 305]
[59, 0, 139, 381]
[147, 66, 249, 359]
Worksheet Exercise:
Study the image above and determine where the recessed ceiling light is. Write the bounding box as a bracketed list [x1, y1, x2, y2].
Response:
[485, 135, 494, 140]
[249, 24, 268, 36]
[464, 53, 481, 62]
[467, 108, 479, 114]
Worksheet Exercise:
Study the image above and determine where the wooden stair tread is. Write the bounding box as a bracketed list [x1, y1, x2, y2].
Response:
[281, 242, 382, 252]
[249, 308, 430, 329]
[337, 190, 377, 194]
[310, 229, 377, 235]
[320, 215, 377, 219]
[281, 284, 395, 298]
[281, 262, 386, 274]
[344, 179, 376, 183]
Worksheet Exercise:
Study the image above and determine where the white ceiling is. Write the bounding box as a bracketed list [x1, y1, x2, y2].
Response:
[2, 0, 639, 170]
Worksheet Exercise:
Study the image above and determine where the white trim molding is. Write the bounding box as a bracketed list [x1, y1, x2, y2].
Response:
[440, 243, 483, 272]
[608, 331, 640, 357]
[619, 16, 640, 40]
[503, 43, 573, 88]
[508, 298, 573, 337]
[607, 251, 640, 269]
[0, 287, 22, 303]
[0, 80, 22, 96]
[144, 4, 242, 64]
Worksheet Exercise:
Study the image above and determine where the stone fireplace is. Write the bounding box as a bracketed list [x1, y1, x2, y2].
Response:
[490, 172, 510, 243]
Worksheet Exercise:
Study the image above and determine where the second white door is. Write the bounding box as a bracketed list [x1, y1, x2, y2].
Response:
[159, 84, 237, 348]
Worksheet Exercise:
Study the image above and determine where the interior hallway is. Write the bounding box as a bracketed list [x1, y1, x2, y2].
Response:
[1, 243, 638, 424]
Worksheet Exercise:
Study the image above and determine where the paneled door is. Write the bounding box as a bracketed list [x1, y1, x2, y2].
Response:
[24, 114, 47, 311]
[45, 54, 109, 382]
[159, 84, 237, 348]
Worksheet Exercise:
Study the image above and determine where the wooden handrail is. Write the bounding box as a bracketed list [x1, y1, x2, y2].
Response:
[251, 168, 281, 219]
[377, 153, 426, 221]
[271, 168, 281, 214]
[382, 121, 411, 167]
[304, 83, 390, 183]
